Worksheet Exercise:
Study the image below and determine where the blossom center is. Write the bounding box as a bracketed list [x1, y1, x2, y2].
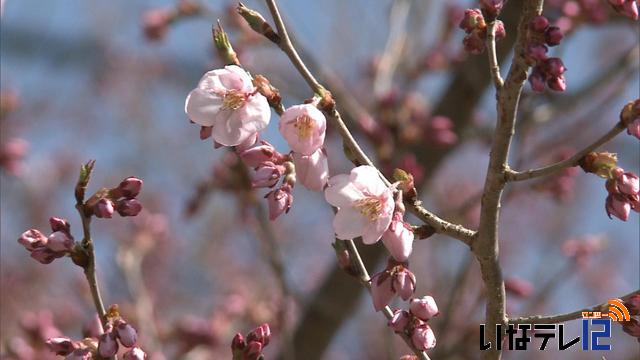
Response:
[354, 196, 384, 221]
[222, 90, 247, 110]
[293, 114, 316, 140]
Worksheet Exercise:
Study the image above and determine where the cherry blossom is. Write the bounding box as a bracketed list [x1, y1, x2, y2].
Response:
[279, 104, 326, 155]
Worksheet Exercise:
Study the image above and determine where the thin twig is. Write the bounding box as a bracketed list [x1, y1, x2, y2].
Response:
[506, 122, 626, 181]
[486, 21, 504, 89]
[509, 289, 640, 324]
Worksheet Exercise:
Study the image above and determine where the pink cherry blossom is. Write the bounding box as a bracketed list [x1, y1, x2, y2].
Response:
[381, 213, 414, 262]
[266, 184, 293, 220]
[324, 165, 394, 244]
[279, 104, 326, 155]
[292, 148, 329, 191]
[185, 65, 270, 146]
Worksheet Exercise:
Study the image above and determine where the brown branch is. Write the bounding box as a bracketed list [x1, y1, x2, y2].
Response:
[509, 289, 640, 324]
[473, 2, 544, 359]
[486, 21, 504, 89]
[506, 122, 626, 182]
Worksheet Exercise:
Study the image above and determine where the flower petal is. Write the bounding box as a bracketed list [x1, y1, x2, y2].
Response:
[211, 95, 270, 146]
[333, 207, 367, 240]
[185, 88, 223, 127]
[351, 165, 387, 195]
[324, 174, 364, 207]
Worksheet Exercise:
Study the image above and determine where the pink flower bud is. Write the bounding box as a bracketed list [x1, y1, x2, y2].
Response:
[459, 9, 485, 33]
[115, 320, 138, 347]
[528, 67, 546, 92]
[617, 171, 640, 196]
[46, 231, 74, 252]
[612, 0, 639, 20]
[252, 162, 285, 188]
[371, 272, 394, 311]
[547, 75, 567, 92]
[142, 8, 172, 42]
[30, 247, 61, 264]
[410, 296, 439, 321]
[624, 294, 640, 315]
[630, 194, 640, 212]
[231, 333, 246, 352]
[480, 0, 504, 16]
[279, 104, 327, 156]
[18, 229, 47, 251]
[388, 309, 410, 333]
[244, 341, 263, 360]
[530, 15, 549, 32]
[117, 199, 143, 217]
[246, 323, 271, 346]
[236, 132, 260, 153]
[239, 141, 280, 168]
[494, 20, 506, 40]
[94, 198, 115, 218]
[606, 194, 631, 221]
[411, 324, 436, 351]
[382, 215, 414, 262]
[49, 217, 71, 233]
[119, 177, 143, 199]
[265, 184, 293, 220]
[45, 337, 76, 356]
[98, 331, 119, 358]
[123, 347, 147, 360]
[463, 31, 486, 54]
[392, 268, 416, 301]
[544, 58, 566, 77]
[292, 148, 329, 192]
[526, 43, 548, 63]
[504, 277, 534, 298]
[627, 118, 640, 139]
[545, 26, 563, 46]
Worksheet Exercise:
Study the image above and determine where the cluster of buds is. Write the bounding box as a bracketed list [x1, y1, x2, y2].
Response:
[526, 15, 567, 92]
[607, 0, 639, 20]
[458, 8, 506, 54]
[18, 217, 75, 264]
[47, 333, 145, 359]
[86, 177, 143, 219]
[620, 98, 640, 139]
[621, 295, 640, 343]
[370, 258, 417, 311]
[141, 0, 201, 42]
[97, 318, 141, 358]
[231, 323, 271, 360]
[580, 151, 639, 221]
[388, 296, 439, 351]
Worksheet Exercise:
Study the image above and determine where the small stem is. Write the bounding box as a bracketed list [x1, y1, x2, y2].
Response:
[486, 20, 504, 89]
[509, 289, 640, 324]
[505, 123, 626, 181]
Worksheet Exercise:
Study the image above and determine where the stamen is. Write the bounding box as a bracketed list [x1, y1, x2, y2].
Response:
[354, 196, 383, 221]
[293, 114, 316, 140]
[222, 90, 246, 110]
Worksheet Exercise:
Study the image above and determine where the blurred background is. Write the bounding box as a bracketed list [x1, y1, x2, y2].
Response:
[1, 0, 638, 359]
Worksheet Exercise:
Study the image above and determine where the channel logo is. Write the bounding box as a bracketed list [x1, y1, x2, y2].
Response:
[606, 298, 631, 322]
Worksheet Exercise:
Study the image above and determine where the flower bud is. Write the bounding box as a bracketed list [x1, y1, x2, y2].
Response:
[244, 341, 263, 360]
[246, 323, 271, 346]
[94, 198, 115, 218]
[545, 26, 563, 46]
[627, 118, 640, 139]
[544, 58, 566, 77]
[252, 162, 285, 188]
[494, 20, 506, 40]
[616, 171, 640, 196]
[392, 267, 416, 301]
[46, 231, 74, 252]
[253, 75, 282, 109]
[526, 43, 548, 63]
[547, 75, 566, 92]
[18, 229, 47, 251]
[463, 31, 486, 54]
[141, 8, 173, 42]
[606, 194, 631, 221]
[411, 324, 436, 351]
[480, 0, 504, 17]
[115, 320, 138, 347]
[381, 215, 414, 262]
[231, 332, 246, 352]
[117, 199, 143, 217]
[370, 271, 394, 311]
[98, 331, 119, 358]
[388, 309, 410, 333]
[123, 347, 147, 360]
[266, 184, 293, 220]
[237, 3, 280, 43]
[580, 152, 618, 178]
[212, 22, 240, 66]
[292, 148, 329, 192]
[49, 217, 71, 233]
[45, 337, 76, 356]
[459, 9, 485, 33]
[530, 15, 549, 32]
[410, 296, 439, 321]
[239, 141, 280, 169]
[528, 67, 546, 92]
[118, 177, 143, 199]
[30, 247, 61, 264]
[624, 294, 640, 316]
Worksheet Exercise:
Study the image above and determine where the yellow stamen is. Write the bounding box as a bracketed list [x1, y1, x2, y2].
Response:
[293, 114, 316, 140]
[222, 90, 246, 110]
[354, 196, 383, 221]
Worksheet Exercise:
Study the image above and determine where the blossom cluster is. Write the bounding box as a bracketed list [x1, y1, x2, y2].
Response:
[388, 295, 439, 351]
[458, 8, 506, 54]
[89, 177, 144, 218]
[18, 218, 75, 264]
[230, 323, 271, 360]
[526, 15, 567, 92]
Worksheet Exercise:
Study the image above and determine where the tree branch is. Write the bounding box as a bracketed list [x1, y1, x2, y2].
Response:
[509, 289, 640, 324]
[505, 122, 626, 181]
[486, 20, 504, 89]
